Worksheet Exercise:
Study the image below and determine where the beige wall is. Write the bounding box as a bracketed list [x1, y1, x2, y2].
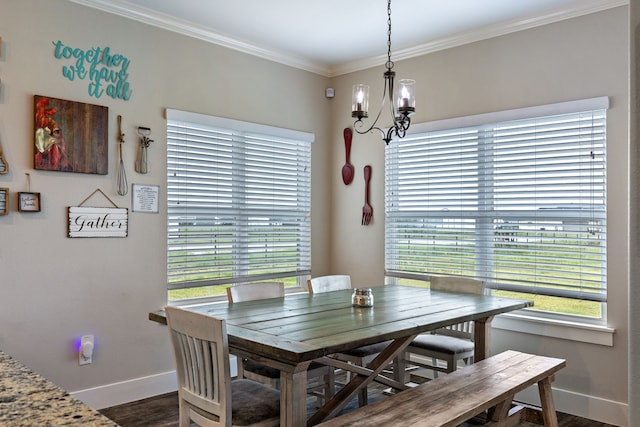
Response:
[0, 0, 331, 402]
[0, 1, 631, 425]
[331, 6, 629, 425]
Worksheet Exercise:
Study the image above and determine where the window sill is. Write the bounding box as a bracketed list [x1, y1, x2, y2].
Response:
[491, 312, 615, 346]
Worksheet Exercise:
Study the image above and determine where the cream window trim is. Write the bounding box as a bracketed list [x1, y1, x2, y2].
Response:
[492, 312, 615, 346]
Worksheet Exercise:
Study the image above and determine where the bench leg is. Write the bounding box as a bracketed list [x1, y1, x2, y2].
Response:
[488, 397, 512, 421]
[483, 394, 522, 427]
[538, 376, 559, 427]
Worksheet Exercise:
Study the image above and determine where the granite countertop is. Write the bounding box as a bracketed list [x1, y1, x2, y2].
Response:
[0, 351, 119, 426]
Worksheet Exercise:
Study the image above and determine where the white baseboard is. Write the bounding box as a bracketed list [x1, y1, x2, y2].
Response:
[71, 370, 178, 410]
[72, 356, 238, 410]
[516, 384, 628, 427]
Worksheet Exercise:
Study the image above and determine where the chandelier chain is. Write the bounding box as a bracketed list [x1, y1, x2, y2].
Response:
[386, 0, 394, 70]
[351, 0, 414, 145]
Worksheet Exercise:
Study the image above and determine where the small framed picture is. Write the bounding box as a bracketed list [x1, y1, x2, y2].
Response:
[18, 192, 41, 212]
[132, 184, 159, 213]
[0, 188, 8, 215]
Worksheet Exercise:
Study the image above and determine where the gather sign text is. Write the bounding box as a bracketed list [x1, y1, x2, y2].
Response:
[68, 207, 128, 238]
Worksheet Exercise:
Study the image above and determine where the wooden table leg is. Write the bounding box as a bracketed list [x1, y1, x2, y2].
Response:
[280, 362, 310, 427]
[306, 335, 415, 426]
[394, 351, 408, 384]
[473, 315, 494, 362]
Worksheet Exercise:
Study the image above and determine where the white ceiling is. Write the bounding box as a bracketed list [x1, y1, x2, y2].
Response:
[71, 0, 626, 76]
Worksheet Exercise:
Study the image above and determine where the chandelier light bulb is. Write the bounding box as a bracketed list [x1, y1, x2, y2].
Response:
[396, 79, 416, 115]
[352, 84, 369, 119]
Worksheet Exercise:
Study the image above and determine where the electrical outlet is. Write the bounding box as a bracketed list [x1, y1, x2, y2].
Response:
[79, 335, 94, 365]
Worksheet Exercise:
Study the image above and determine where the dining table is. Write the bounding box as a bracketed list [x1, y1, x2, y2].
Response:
[150, 285, 532, 427]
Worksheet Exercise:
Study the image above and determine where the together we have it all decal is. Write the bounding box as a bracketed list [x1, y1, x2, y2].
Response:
[52, 40, 132, 101]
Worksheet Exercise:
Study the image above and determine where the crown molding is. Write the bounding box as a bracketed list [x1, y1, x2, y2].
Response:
[68, 0, 331, 76]
[70, 0, 627, 78]
[329, 0, 628, 77]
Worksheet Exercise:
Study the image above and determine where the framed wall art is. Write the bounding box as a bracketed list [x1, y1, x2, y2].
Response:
[18, 192, 41, 212]
[34, 95, 108, 174]
[132, 184, 159, 213]
[0, 188, 8, 215]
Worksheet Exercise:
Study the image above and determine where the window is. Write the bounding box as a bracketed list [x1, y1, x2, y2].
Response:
[166, 109, 313, 302]
[385, 97, 608, 320]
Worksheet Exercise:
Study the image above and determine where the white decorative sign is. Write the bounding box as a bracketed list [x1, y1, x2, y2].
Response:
[68, 206, 128, 238]
[132, 184, 159, 213]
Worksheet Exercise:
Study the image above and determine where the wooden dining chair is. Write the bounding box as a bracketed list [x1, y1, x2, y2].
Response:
[307, 275, 352, 294]
[165, 305, 280, 427]
[227, 282, 335, 406]
[403, 276, 485, 382]
[226, 282, 285, 305]
[307, 275, 390, 407]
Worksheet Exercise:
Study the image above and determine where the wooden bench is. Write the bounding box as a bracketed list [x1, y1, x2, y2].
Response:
[315, 350, 566, 427]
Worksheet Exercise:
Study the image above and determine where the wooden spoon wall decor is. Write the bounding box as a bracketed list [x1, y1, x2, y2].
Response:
[341, 127, 354, 185]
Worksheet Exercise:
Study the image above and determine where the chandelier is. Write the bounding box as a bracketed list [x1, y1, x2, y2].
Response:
[351, 0, 415, 145]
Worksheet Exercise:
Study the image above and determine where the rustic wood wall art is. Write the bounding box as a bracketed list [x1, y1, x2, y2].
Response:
[34, 95, 108, 174]
[68, 206, 128, 237]
[68, 189, 128, 238]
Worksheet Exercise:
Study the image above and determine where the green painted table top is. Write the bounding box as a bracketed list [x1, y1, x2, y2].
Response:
[151, 285, 532, 365]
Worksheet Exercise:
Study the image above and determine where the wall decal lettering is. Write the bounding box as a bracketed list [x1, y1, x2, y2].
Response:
[52, 40, 132, 101]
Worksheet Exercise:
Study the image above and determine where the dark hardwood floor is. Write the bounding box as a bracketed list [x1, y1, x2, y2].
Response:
[100, 392, 178, 427]
[100, 386, 616, 427]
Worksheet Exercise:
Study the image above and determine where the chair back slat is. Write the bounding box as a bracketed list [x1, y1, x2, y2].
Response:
[438, 322, 474, 339]
[307, 275, 351, 294]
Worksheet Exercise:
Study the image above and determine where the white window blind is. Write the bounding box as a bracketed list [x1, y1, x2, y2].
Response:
[166, 109, 313, 290]
[385, 98, 607, 302]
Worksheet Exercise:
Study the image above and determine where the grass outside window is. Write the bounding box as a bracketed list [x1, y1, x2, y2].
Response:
[398, 278, 601, 318]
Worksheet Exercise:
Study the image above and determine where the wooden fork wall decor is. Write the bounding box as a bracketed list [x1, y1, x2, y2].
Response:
[362, 165, 373, 225]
